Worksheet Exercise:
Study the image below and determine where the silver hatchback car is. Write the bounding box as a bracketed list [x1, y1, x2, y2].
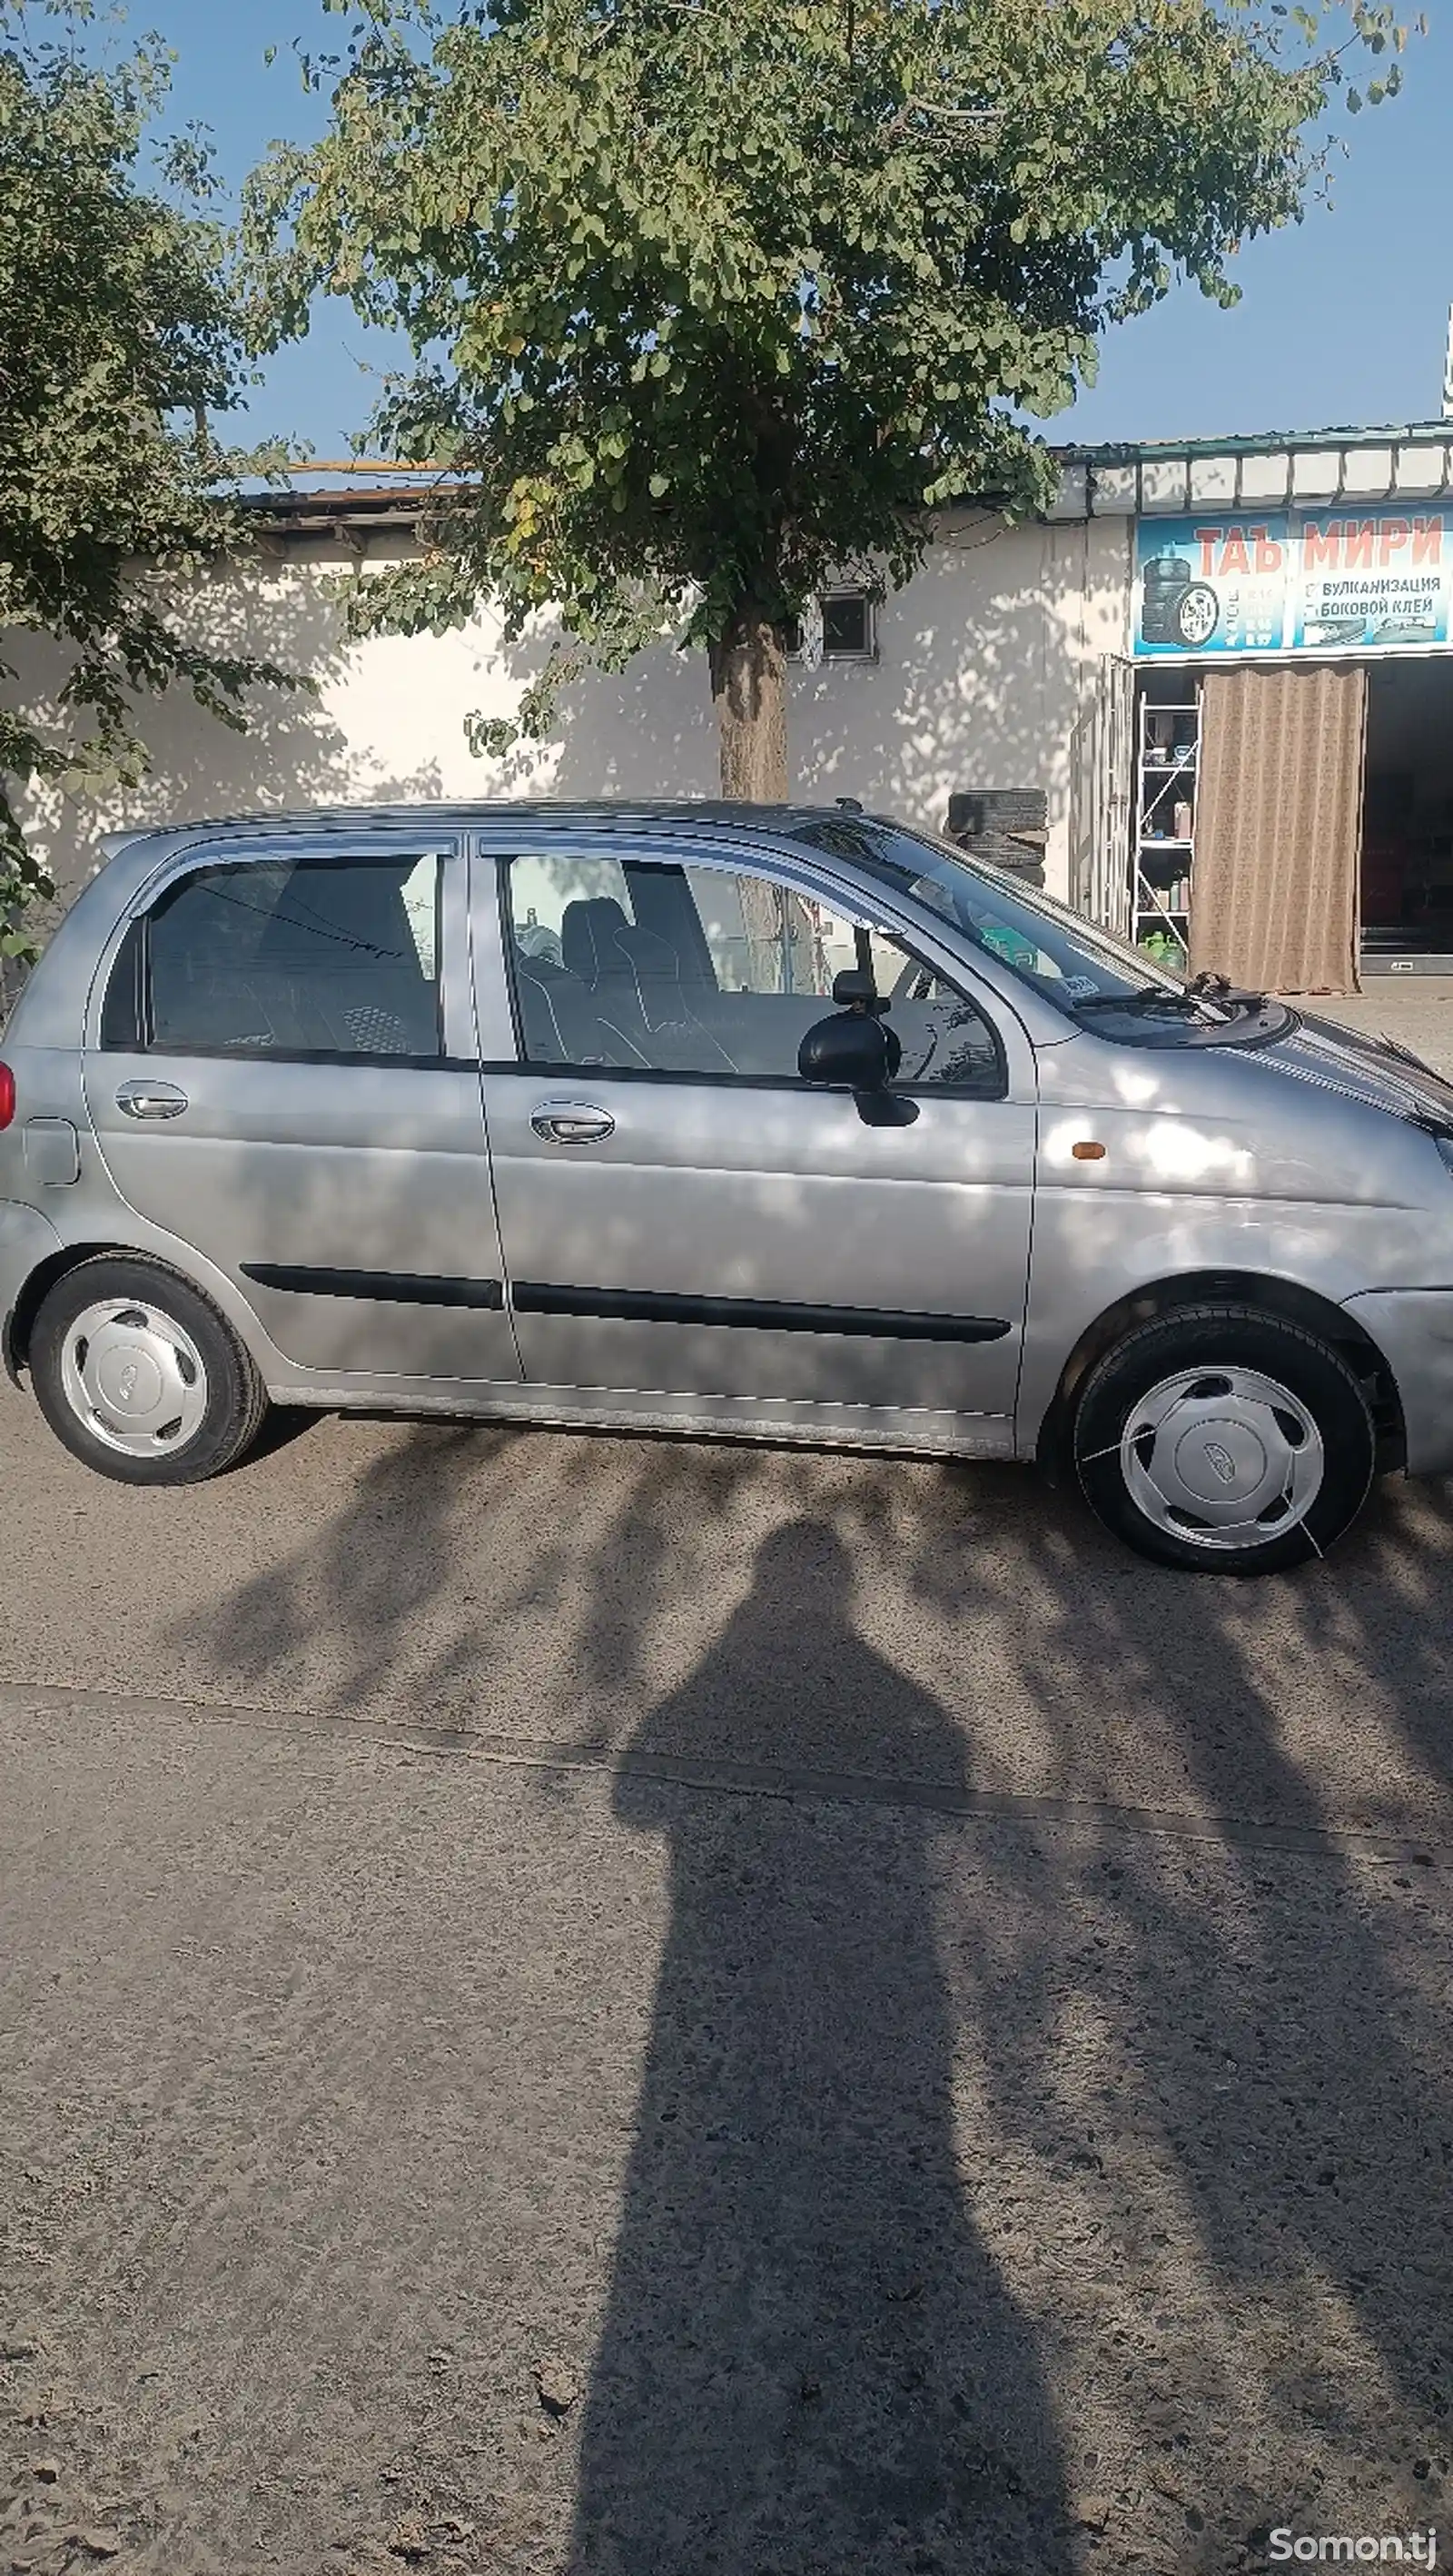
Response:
[3, 800, 1453, 1574]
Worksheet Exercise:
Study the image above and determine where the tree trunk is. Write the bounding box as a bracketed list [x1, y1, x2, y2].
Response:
[708, 603, 788, 802]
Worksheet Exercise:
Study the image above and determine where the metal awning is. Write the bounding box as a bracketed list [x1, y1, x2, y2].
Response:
[1045, 423, 1453, 521]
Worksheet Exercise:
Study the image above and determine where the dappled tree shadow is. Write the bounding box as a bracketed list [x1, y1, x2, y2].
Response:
[6, 546, 453, 925]
[491, 509, 1120, 865]
[895, 1475, 1453, 2551]
[6, 504, 1124, 934]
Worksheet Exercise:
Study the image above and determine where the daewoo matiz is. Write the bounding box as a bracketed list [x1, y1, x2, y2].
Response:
[3, 801, 1453, 1574]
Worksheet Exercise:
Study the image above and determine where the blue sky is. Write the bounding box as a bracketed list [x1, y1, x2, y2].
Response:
[151, 0, 1453, 460]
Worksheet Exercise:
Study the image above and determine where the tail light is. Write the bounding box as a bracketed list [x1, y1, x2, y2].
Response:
[0, 1064, 13, 1131]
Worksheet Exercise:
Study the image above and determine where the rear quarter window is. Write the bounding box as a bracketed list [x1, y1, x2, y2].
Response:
[101, 854, 444, 1060]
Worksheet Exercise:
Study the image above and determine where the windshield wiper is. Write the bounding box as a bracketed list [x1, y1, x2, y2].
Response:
[1072, 985, 1209, 1015]
[1185, 970, 1270, 1012]
[1076, 975, 1275, 1022]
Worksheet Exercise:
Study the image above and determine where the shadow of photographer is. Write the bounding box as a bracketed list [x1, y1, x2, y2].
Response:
[570, 1517, 1072, 2576]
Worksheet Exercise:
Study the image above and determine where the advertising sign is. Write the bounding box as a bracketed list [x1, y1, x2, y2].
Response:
[1134, 508, 1452, 659]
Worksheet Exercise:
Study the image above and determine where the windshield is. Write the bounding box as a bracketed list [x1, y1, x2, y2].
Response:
[786, 815, 1294, 1046]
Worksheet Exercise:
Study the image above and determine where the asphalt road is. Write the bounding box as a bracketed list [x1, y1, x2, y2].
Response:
[2, 1374, 1452, 2576]
[4, 981, 1453, 2576]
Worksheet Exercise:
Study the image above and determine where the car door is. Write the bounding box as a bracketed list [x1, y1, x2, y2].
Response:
[474, 836, 1036, 1441]
[83, 832, 521, 1385]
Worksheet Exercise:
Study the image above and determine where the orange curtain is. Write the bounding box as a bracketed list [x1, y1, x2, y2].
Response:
[1191, 663, 1367, 996]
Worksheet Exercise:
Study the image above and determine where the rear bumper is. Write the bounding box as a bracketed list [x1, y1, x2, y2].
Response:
[0, 1199, 63, 1382]
[1344, 1287, 1453, 1475]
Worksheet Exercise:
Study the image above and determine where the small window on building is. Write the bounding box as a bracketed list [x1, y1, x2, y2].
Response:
[821, 593, 874, 658]
[783, 591, 877, 663]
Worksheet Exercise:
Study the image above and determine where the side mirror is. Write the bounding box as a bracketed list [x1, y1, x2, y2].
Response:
[797, 1010, 890, 1090]
[796, 1009, 919, 1125]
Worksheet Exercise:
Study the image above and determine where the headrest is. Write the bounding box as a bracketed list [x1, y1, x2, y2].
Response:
[561, 896, 630, 983]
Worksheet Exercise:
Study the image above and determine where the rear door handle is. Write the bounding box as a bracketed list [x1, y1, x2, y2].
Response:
[530, 1099, 615, 1145]
[115, 1080, 188, 1121]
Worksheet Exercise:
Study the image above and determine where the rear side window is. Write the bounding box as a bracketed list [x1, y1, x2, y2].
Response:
[103, 853, 443, 1060]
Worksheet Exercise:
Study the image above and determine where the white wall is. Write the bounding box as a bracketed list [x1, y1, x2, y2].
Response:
[7, 509, 1132, 915]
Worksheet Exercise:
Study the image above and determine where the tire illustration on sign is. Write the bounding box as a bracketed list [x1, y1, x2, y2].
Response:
[1141, 547, 1221, 651]
[1174, 584, 1221, 649]
[1174, 581, 1220, 648]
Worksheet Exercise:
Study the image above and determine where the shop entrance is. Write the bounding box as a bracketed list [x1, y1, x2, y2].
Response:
[1359, 658, 1453, 974]
[1130, 662, 1366, 995]
[1127, 655, 1453, 991]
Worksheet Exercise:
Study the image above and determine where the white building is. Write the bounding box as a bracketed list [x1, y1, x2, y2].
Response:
[12, 417, 1453, 995]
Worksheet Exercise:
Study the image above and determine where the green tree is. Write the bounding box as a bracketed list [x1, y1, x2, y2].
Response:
[247, 0, 1407, 798]
[0, 1, 290, 950]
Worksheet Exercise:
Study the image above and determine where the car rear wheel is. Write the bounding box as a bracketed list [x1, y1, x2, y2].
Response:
[30, 1257, 269, 1486]
[1072, 1304, 1376, 1574]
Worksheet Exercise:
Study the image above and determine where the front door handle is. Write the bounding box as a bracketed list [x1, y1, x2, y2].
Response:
[530, 1099, 616, 1146]
[115, 1079, 188, 1121]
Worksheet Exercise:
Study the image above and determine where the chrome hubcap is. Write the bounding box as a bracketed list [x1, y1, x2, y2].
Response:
[1121, 1365, 1324, 1551]
[59, 1298, 209, 1458]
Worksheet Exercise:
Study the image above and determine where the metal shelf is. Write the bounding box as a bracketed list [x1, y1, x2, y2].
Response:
[1132, 685, 1201, 948]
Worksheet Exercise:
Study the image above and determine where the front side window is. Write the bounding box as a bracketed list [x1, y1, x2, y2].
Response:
[504, 853, 1003, 1094]
[104, 852, 443, 1059]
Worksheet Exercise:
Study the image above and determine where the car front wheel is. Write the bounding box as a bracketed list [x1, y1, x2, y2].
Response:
[30, 1257, 269, 1486]
[1072, 1304, 1376, 1574]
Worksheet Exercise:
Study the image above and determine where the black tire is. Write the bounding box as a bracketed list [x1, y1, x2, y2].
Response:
[1072, 1303, 1375, 1575]
[30, 1256, 269, 1487]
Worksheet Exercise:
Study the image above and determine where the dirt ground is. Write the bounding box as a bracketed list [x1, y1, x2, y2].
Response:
[3, 980, 1453, 2576]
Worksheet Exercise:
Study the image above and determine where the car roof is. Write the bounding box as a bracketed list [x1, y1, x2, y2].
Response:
[100, 800, 885, 858]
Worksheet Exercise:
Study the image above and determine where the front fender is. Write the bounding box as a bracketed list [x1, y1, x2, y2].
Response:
[1016, 1187, 1412, 1457]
